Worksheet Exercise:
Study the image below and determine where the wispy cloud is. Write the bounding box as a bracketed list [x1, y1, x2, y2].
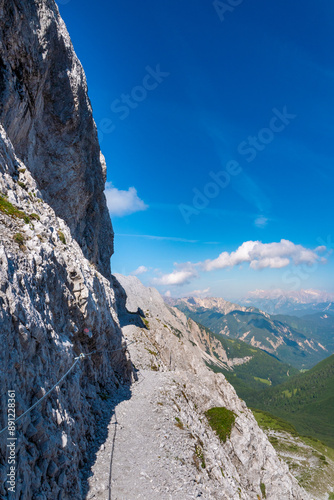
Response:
[131, 265, 148, 276]
[232, 172, 271, 213]
[116, 233, 198, 243]
[254, 216, 269, 228]
[105, 182, 148, 217]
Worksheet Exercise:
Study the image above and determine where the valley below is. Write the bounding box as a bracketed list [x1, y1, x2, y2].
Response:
[165, 294, 334, 499]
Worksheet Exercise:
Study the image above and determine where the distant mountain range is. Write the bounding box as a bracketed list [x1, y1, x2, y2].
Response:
[241, 289, 334, 316]
[165, 293, 334, 457]
[166, 295, 334, 369]
[187, 319, 298, 397]
[165, 295, 259, 315]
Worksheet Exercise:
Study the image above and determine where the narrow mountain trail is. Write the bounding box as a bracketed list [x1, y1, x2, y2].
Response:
[84, 278, 309, 500]
[86, 370, 210, 500]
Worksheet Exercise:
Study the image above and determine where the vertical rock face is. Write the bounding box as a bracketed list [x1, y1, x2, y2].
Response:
[0, 1, 127, 498]
[0, 0, 113, 278]
[0, 125, 133, 498]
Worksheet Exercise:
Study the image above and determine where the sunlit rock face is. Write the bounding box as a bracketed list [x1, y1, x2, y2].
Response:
[0, 0, 113, 279]
[0, 123, 133, 499]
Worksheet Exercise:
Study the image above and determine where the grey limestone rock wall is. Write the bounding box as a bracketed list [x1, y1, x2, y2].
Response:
[0, 0, 113, 279]
[0, 126, 132, 498]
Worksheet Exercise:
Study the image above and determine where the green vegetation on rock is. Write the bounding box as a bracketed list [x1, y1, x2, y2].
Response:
[175, 417, 184, 430]
[17, 181, 27, 190]
[252, 408, 334, 498]
[194, 442, 205, 469]
[13, 232, 26, 250]
[205, 407, 235, 443]
[260, 482, 266, 498]
[143, 318, 150, 329]
[0, 195, 30, 223]
[57, 230, 66, 245]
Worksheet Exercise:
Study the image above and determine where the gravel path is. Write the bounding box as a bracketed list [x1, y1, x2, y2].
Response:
[86, 370, 207, 500]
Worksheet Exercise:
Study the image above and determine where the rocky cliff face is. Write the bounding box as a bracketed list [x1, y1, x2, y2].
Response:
[0, 0, 130, 497]
[0, 124, 133, 499]
[0, 0, 113, 278]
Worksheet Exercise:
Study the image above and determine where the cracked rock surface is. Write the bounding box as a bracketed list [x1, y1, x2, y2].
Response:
[0, 124, 133, 499]
[0, 0, 113, 278]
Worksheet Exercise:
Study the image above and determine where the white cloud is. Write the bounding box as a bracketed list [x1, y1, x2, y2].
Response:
[131, 265, 148, 276]
[202, 240, 322, 272]
[105, 182, 148, 217]
[254, 216, 269, 228]
[151, 240, 327, 290]
[153, 265, 198, 286]
[165, 290, 171, 297]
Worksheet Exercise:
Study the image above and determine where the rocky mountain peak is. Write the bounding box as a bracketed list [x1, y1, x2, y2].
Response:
[166, 295, 259, 315]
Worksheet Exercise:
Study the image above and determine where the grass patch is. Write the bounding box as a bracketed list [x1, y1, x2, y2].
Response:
[30, 213, 40, 221]
[260, 482, 266, 498]
[194, 443, 205, 469]
[57, 230, 66, 245]
[254, 376, 271, 386]
[175, 417, 184, 430]
[143, 318, 150, 329]
[251, 409, 298, 436]
[145, 347, 158, 356]
[205, 407, 236, 443]
[0, 195, 30, 223]
[13, 233, 26, 250]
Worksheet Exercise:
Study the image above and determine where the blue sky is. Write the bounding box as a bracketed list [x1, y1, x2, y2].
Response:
[58, 0, 334, 299]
